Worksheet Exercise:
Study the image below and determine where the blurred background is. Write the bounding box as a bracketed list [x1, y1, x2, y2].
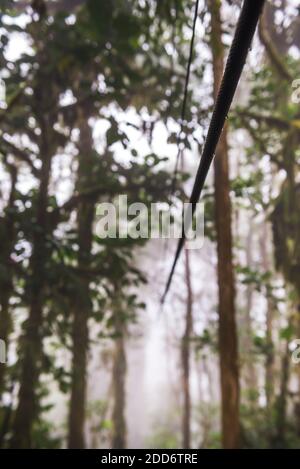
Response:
[0, 0, 300, 449]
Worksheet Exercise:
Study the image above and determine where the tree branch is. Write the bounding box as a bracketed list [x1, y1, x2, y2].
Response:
[0, 137, 40, 178]
[258, 8, 292, 82]
[236, 109, 298, 132]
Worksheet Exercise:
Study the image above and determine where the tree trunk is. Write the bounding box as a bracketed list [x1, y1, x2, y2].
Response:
[209, 0, 240, 449]
[181, 249, 193, 449]
[68, 112, 95, 449]
[112, 306, 127, 449]
[275, 341, 290, 447]
[260, 223, 275, 408]
[10, 114, 53, 448]
[296, 302, 300, 437]
[244, 222, 257, 399]
[0, 166, 17, 448]
[0, 165, 17, 398]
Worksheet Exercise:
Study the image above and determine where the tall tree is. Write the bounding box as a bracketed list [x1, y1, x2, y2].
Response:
[181, 249, 193, 449]
[10, 78, 58, 448]
[259, 223, 275, 409]
[111, 289, 127, 449]
[68, 107, 96, 449]
[0, 162, 17, 396]
[208, 0, 240, 448]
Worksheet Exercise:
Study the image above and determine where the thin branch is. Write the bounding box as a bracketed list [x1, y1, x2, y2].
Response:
[0, 137, 40, 177]
[237, 109, 297, 132]
[258, 8, 292, 82]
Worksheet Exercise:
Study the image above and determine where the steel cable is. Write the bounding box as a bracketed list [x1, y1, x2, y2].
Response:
[161, 0, 266, 304]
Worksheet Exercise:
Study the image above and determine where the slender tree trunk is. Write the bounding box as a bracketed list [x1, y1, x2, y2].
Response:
[199, 357, 211, 448]
[112, 297, 127, 449]
[260, 223, 275, 408]
[296, 301, 300, 437]
[68, 278, 90, 448]
[0, 167, 17, 448]
[10, 114, 53, 448]
[0, 385, 14, 447]
[181, 249, 193, 449]
[0, 165, 17, 398]
[112, 330, 127, 449]
[209, 0, 240, 449]
[275, 341, 290, 447]
[244, 223, 257, 397]
[0, 296, 10, 397]
[68, 112, 95, 449]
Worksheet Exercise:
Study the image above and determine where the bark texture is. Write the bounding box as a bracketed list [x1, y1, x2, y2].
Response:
[68, 111, 95, 449]
[209, 0, 240, 449]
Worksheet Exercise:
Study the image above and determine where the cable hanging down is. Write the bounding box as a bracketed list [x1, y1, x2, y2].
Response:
[161, 0, 266, 304]
[170, 0, 200, 198]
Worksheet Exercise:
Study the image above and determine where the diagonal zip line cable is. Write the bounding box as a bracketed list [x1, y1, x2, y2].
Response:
[161, 0, 266, 304]
[170, 0, 200, 198]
